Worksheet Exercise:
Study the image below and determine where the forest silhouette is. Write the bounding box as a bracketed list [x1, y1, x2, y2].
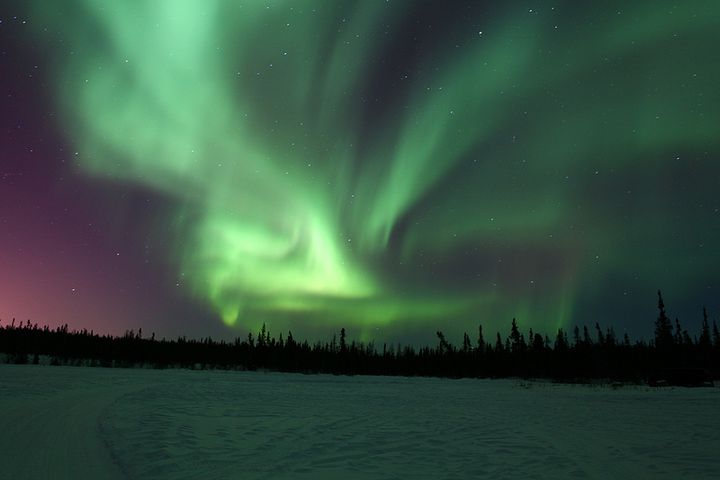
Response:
[1, 291, 718, 385]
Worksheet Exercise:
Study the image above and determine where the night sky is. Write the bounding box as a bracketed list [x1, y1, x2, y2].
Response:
[1, 0, 719, 344]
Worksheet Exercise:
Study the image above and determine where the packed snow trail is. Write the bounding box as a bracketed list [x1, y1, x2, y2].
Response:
[0, 366, 151, 480]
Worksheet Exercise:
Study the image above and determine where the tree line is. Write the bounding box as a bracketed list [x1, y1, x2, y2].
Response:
[1, 291, 718, 384]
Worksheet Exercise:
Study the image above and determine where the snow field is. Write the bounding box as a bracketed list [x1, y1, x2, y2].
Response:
[0, 365, 718, 479]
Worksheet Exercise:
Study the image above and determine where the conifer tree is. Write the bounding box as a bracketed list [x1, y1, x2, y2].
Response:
[495, 332, 504, 353]
[340, 328, 347, 353]
[605, 327, 616, 348]
[595, 323, 605, 346]
[462, 332, 471, 353]
[681, 330, 692, 347]
[532, 333, 544, 352]
[477, 325, 485, 353]
[698, 308, 711, 350]
[510, 318, 524, 353]
[674, 318, 683, 346]
[436, 331, 450, 354]
[573, 325, 581, 348]
[555, 328, 569, 352]
[654, 290, 674, 350]
[258, 324, 267, 348]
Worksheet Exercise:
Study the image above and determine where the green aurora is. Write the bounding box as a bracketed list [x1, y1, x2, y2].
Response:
[28, 0, 720, 339]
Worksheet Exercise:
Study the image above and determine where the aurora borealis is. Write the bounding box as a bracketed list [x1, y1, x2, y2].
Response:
[1, 1, 719, 342]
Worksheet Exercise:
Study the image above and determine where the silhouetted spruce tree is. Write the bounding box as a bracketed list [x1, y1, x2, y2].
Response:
[340, 328, 347, 353]
[477, 325, 485, 353]
[573, 325, 581, 348]
[531, 333, 544, 352]
[674, 318, 684, 346]
[698, 308, 711, 351]
[681, 329, 692, 347]
[654, 290, 674, 351]
[257, 324, 269, 348]
[510, 318, 524, 354]
[436, 331, 450, 355]
[494, 332, 504, 353]
[554, 328, 569, 352]
[462, 332, 471, 353]
[595, 323, 605, 346]
[605, 327, 616, 348]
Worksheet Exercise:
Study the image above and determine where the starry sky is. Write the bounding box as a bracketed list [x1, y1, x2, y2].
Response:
[1, 0, 719, 344]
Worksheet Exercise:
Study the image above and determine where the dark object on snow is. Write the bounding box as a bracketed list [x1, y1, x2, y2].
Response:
[648, 368, 712, 387]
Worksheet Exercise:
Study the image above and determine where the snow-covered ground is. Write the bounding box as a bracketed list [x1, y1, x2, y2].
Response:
[0, 365, 718, 479]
